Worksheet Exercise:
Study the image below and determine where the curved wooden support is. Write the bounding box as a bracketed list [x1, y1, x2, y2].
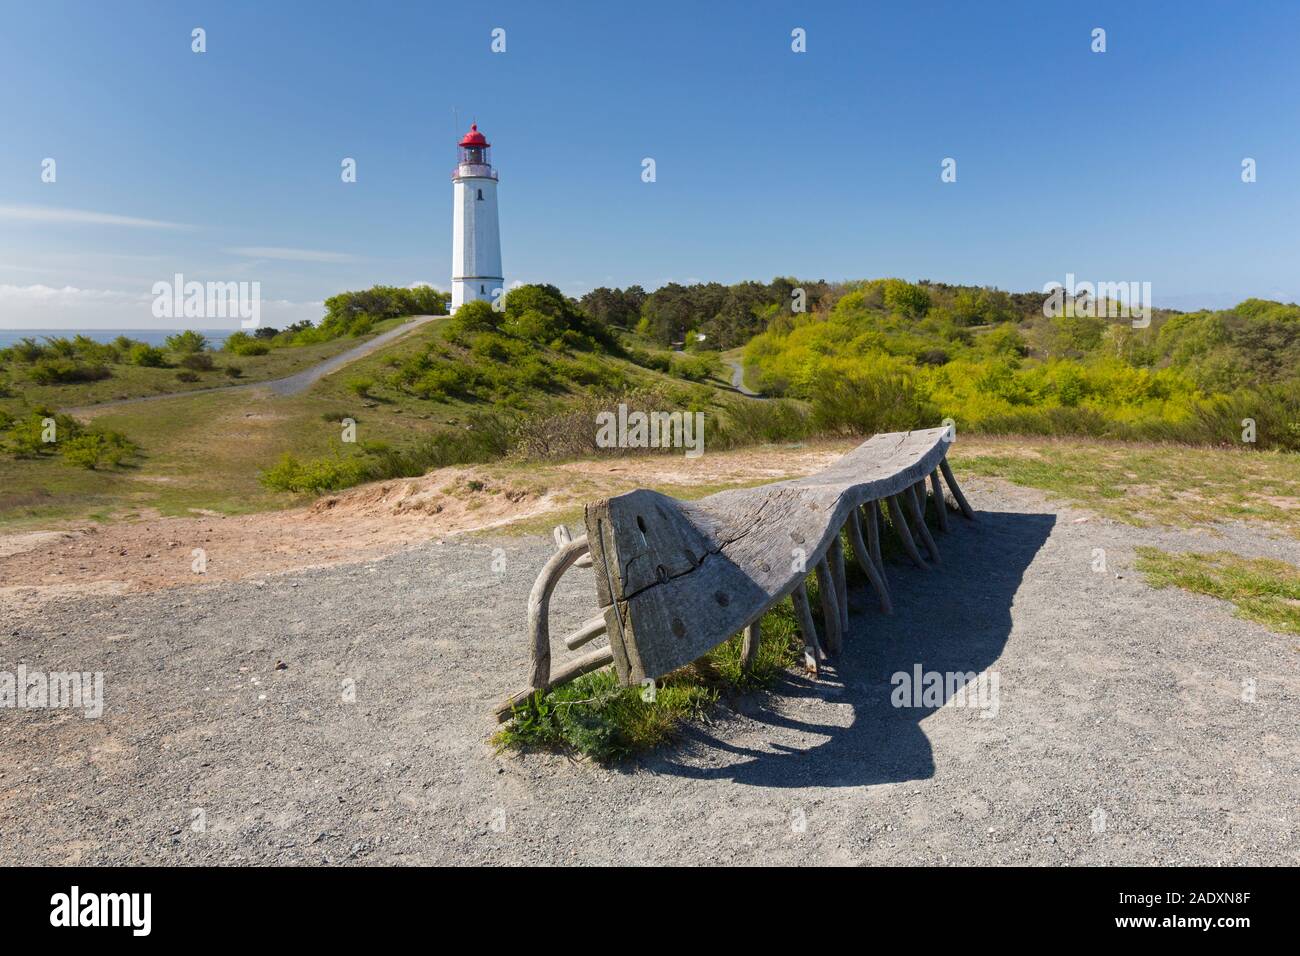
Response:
[886, 494, 929, 571]
[848, 506, 892, 614]
[553, 524, 594, 568]
[929, 470, 950, 533]
[791, 581, 823, 675]
[906, 481, 941, 566]
[494, 645, 614, 721]
[563, 614, 609, 651]
[814, 557, 842, 654]
[829, 531, 849, 637]
[939, 457, 975, 520]
[526, 535, 591, 688]
[741, 619, 762, 671]
[865, 501, 884, 570]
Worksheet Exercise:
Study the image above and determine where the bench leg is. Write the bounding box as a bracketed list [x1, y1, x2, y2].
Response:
[849, 506, 892, 614]
[741, 619, 762, 672]
[791, 581, 823, 675]
[865, 500, 884, 570]
[940, 457, 976, 520]
[929, 469, 950, 533]
[830, 529, 850, 637]
[814, 556, 843, 654]
[887, 494, 929, 570]
[907, 481, 942, 566]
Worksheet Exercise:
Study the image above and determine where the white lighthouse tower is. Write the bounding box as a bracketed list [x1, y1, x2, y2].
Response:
[451, 123, 503, 309]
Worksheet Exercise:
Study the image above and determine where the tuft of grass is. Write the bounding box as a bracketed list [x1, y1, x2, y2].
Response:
[494, 595, 806, 761]
[1135, 546, 1300, 636]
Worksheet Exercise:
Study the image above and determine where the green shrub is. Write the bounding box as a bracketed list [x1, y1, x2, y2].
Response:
[809, 354, 935, 435]
[259, 413, 512, 493]
[59, 431, 136, 470]
[882, 279, 932, 318]
[165, 330, 208, 353]
[28, 359, 111, 384]
[179, 352, 214, 371]
[712, 398, 812, 448]
[448, 300, 502, 336]
[3, 414, 64, 457]
[259, 453, 371, 493]
[670, 353, 720, 382]
[346, 376, 375, 398]
[128, 344, 167, 367]
[223, 332, 271, 356]
[3, 337, 48, 362]
[319, 284, 448, 339]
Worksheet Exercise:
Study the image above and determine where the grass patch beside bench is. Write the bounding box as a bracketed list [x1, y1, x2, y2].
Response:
[493, 582, 820, 761]
[1135, 547, 1300, 636]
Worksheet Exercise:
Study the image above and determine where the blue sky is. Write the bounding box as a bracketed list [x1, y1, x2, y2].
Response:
[1, 0, 1298, 328]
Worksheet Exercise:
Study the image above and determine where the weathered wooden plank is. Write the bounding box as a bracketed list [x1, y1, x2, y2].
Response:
[583, 427, 951, 685]
[848, 505, 892, 613]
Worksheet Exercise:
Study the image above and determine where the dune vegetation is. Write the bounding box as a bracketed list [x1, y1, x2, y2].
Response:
[3, 277, 1298, 526]
[739, 279, 1300, 451]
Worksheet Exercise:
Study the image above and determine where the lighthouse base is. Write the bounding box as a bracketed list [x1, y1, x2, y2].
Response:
[452, 277, 503, 310]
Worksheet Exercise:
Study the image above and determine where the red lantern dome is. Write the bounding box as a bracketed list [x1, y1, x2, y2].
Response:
[459, 123, 489, 148]
[453, 123, 497, 180]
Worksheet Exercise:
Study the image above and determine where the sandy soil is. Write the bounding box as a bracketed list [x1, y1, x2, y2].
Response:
[0, 442, 851, 615]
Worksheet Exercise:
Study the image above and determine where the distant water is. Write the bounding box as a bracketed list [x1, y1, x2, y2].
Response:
[0, 329, 234, 349]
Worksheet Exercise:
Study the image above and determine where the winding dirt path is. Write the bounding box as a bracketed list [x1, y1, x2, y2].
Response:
[726, 359, 762, 397]
[62, 314, 444, 416]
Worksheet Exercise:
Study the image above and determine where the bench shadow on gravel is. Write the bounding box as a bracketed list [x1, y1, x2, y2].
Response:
[649, 509, 1056, 788]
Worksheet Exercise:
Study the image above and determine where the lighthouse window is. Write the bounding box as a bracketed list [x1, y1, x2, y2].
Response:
[476, 188, 483, 200]
[480, 284, 486, 294]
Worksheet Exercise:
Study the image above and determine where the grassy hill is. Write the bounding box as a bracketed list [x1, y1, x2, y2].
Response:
[0, 285, 796, 528]
[4, 277, 1298, 531]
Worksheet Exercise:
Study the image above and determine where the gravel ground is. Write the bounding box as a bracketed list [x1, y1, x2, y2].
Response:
[1, 477, 1296, 865]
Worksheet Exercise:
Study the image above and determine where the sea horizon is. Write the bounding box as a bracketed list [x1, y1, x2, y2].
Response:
[0, 328, 239, 349]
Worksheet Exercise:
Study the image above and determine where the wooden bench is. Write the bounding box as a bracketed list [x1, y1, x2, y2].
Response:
[494, 427, 974, 719]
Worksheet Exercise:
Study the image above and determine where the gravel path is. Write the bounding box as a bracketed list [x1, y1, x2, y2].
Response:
[726, 359, 762, 397]
[1, 478, 1296, 865]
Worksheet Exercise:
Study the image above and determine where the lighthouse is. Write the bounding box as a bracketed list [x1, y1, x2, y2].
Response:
[451, 123, 503, 309]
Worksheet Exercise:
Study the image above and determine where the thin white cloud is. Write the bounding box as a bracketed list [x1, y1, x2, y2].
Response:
[225, 246, 357, 263]
[0, 283, 150, 303]
[0, 205, 190, 230]
[0, 283, 324, 330]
